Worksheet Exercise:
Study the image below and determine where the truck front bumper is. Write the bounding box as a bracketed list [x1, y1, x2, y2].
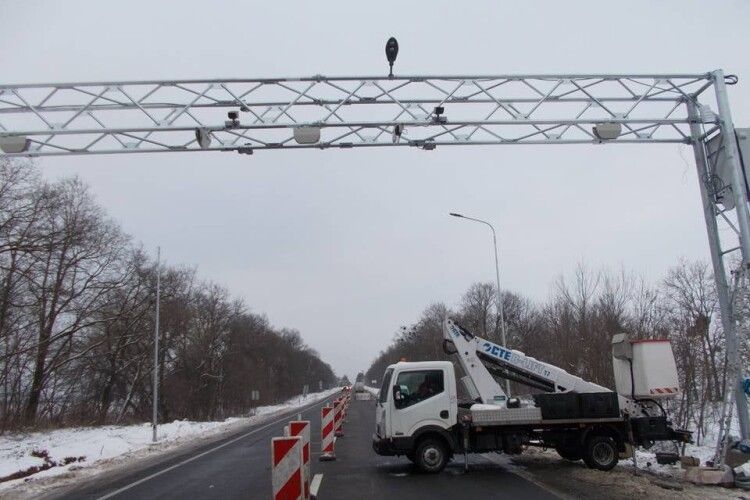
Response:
[372, 434, 413, 456]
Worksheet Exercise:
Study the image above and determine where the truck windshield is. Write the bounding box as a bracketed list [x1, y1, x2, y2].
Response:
[379, 368, 393, 404]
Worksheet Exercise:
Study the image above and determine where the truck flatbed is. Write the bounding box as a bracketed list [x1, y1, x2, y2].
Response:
[468, 404, 625, 427]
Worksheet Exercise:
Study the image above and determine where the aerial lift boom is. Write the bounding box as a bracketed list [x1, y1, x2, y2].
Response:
[442, 319, 665, 419]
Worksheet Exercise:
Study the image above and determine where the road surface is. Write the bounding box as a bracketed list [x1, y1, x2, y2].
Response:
[46, 393, 560, 499]
[45, 395, 335, 500]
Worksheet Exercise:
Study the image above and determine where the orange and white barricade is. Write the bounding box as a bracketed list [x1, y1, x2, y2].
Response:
[320, 405, 336, 461]
[334, 398, 344, 437]
[272, 436, 304, 500]
[289, 421, 311, 499]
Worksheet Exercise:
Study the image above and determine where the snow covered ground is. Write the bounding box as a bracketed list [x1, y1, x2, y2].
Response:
[628, 442, 716, 477]
[626, 407, 742, 479]
[0, 387, 340, 493]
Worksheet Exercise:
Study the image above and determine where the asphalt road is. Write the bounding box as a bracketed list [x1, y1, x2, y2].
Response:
[47, 393, 560, 500]
[46, 394, 336, 500]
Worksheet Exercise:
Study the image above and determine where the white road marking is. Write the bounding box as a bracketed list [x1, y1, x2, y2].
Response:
[481, 453, 568, 500]
[96, 397, 333, 500]
[310, 473, 323, 499]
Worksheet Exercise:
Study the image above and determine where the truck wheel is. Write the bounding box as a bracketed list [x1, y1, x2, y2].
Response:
[582, 435, 619, 471]
[555, 445, 582, 461]
[414, 437, 448, 473]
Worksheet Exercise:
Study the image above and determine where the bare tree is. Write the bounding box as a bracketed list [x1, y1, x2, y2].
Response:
[0, 159, 337, 429]
[23, 178, 129, 423]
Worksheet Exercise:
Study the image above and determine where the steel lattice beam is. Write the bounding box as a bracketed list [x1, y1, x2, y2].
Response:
[0, 73, 717, 157]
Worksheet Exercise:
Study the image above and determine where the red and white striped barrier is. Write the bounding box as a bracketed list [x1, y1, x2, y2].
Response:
[289, 421, 311, 499]
[650, 387, 679, 395]
[334, 398, 344, 437]
[272, 436, 304, 500]
[320, 405, 336, 461]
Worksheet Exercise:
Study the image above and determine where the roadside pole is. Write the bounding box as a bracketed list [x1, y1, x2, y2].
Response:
[152, 246, 161, 443]
[449, 212, 511, 397]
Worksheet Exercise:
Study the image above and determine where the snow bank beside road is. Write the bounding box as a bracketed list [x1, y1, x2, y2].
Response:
[0, 387, 340, 492]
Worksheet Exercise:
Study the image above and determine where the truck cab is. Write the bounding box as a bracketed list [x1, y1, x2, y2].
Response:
[373, 361, 458, 471]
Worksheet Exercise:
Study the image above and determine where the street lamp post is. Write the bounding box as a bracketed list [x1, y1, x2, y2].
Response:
[449, 213, 511, 397]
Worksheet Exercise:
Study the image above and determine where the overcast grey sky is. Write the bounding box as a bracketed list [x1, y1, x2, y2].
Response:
[2, 1, 749, 380]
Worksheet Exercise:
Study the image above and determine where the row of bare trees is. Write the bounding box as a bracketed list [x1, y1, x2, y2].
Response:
[0, 158, 336, 430]
[366, 262, 744, 444]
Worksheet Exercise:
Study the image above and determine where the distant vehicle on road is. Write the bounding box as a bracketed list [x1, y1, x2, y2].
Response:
[354, 371, 366, 392]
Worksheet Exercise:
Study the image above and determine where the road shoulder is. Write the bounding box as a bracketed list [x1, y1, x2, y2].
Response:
[500, 448, 741, 500]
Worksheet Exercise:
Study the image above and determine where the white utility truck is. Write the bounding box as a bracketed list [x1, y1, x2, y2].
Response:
[372, 319, 691, 473]
[354, 372, 366, 393]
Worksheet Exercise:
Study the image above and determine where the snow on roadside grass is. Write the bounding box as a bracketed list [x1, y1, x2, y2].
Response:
[625, 442, 717, 479]
[0, 387, 340, 491]
[625, 408, 744, 479]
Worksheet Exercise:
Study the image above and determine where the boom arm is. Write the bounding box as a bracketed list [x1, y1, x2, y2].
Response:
[443, 319, 624, 405]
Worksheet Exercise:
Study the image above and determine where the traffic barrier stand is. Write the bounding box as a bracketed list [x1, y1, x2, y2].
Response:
[289, 421, 311, 500]
[334, 398, 344, 437]
[337, 398, 346, 437]
[319, 405, 336, 461]
[272, 436, 304, 500]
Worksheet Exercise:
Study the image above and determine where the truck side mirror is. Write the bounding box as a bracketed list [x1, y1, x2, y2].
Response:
[393, 385, 405, 409]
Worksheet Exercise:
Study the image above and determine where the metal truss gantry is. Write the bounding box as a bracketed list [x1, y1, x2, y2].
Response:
[1, 70, 749, 446]
[0, 73, 722, 155]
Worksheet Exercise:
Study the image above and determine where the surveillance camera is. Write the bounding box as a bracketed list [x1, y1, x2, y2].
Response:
[432, 106, 447, 124]
[391, 124, 404, 144]
[0, 136, 30, 154]
[195, 128, 212, 149]
[592, 122, 622, 141]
